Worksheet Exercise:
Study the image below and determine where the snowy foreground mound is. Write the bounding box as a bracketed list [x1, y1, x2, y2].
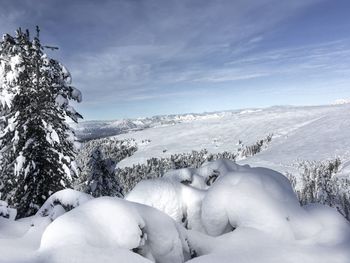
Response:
[1, 160, 350, 263]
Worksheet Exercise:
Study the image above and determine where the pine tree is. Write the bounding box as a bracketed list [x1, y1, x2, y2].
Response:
[0, 31, 28, 200]
[0, 27, 82, 217]
[78, 147, 123, 198]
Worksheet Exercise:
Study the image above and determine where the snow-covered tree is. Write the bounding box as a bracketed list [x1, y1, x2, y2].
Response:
[0, 27, 82, 217]
[0, 32, 24, 198]
[287, 158, 350, 221]
[77, 147, 123, 198]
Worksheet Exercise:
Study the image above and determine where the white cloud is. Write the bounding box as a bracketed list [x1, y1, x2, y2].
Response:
[1, 0, 330, 106]
[333, 98, 350, 105]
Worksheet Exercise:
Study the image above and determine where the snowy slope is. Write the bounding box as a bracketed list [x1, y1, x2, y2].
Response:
[99, 104, 350, 175]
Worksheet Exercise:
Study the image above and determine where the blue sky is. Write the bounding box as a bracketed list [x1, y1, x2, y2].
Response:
[1, 0, 350, 120]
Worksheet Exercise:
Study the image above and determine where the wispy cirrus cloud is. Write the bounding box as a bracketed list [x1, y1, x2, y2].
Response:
[2, 0, 350, 119]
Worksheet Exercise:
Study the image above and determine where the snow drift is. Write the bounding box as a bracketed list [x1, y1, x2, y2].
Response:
[0, 159, 349, 263]
[40, 197, 189, 263]
[126, 178, 206, 231]
[126, 159, 350, 262]
[36, 189, 93, 221]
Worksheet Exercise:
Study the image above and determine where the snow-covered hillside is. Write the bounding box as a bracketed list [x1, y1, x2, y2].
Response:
[3, 104, 350, 262]
[71, 111, 238, 141]
[83, 104, 349, 176]
[1, 160, 349, 263]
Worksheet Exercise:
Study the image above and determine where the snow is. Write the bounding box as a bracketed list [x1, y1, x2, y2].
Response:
[50, 129, 60, 144]
[0, 89, 16, 109]
[186, 204, 350, 263]
[71, 87, 82, 103]
[133, 201, 189, 262]
[55, 94, 68, 107]
[200, 165, 320, 240]
[0, 200, 17, 220]
[100, 104, 350, 177]
[0, 160, 349, 263]
[38, 245, 152, 263]
[0, 216, 29, 238]
[239, 109, 262, 114]
[0, 194, 188, 263]
[164, 168, 207, 189]
[126, 160, 322, 239]
[333, 98, 350, 105]
[0, 216, 52, 262]
[125, 160, 350, 262]
[14, 152, 26, 176]
[126, 177, 207, 232]
[60, 64, 72, 84]
[107, 119, 138, 130]
[40, 197, 189, 263]
[186, 225, 350, 263]
[36, 189, 93, 221]
[40, 197, 146, 251]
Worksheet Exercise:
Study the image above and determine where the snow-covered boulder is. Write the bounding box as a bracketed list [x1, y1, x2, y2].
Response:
[126, 160, 244, 231]
[126, 178, 206, 232]
[201, 166, 321, 239]
[127, 159, 305, 235]
[40, 197, 189, 263]
[127, 179, 184, 223]
[163, 168, 208, 189]
[196, 159, 242, 180]
[36, 189, 93, 221]
[185, 163, 350, 262]
[163, 159, 252, 189]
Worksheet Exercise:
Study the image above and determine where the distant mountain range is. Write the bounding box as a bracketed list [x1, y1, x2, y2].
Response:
[70, 104, 347, 143]
[70, 108, 259, 141]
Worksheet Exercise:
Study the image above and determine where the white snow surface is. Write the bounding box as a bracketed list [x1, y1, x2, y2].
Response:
[35, 189, 93, 221]
[40, 197, 189, 263]
[200, 166, 319, 240]
[126, 160, 350, 262]
[0, 160, 349, 263]
[108, 104, 350, 176]
[0, 201, 17, 220]
[127, 178, 207, 232]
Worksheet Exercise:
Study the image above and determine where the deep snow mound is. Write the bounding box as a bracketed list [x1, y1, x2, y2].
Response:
[127, 159, 349, 242]
[36, 189, 93, 221]
[40, 197, 189, 263]
[201, 168, 320, 240]
[127, 159, 303, 235]
[1, 159, 350, 263]
[163, 159, 281, 189]
[126, 178, 206, 231]
[161, 159, 241, 189]
[161, 159, 243, 189]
